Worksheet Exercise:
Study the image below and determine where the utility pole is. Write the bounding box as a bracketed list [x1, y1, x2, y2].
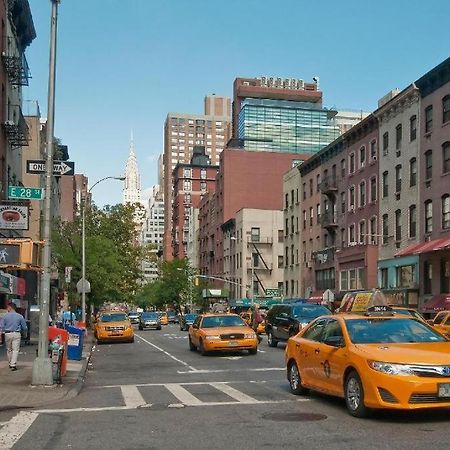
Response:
[32, 0, 61, 385]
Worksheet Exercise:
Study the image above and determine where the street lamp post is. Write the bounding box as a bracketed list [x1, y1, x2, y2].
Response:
[32, 0, 61, 386]
[81, 176, 125, 324]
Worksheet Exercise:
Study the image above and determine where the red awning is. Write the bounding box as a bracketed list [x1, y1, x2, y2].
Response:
[421, 294, 450, 313]
[395, 237, 450, 257]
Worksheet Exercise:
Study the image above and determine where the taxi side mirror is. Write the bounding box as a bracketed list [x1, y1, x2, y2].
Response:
[323, 336, 345, 348]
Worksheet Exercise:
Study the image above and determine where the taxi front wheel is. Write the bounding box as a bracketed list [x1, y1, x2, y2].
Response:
[189, 337, 196, 351]
[345, 371, 369, 418]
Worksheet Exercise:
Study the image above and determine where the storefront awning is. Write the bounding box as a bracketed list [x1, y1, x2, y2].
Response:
[421, 294, 450, 313]
[395, 237, 450, 257]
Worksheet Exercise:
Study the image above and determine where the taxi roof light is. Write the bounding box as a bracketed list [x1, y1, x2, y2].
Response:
[339, 289, 395, 315]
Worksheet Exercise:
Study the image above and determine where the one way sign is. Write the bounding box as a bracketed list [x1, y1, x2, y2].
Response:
[26, 160, 75, 176]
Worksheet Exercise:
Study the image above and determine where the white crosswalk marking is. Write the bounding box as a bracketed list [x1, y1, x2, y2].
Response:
[0, 411, 39, 449]
[120, 385, 148, 408]
[164, 383, 204, 406]
[210, 382, 259, 404]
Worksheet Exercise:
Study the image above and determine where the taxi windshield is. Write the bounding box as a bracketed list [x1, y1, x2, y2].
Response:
[345, 318, 446, 344]
[141, 313, 158, 319]
[292, 304, 330, 318]
[202, 316, 246, 328]
[100, 313, 127, 322]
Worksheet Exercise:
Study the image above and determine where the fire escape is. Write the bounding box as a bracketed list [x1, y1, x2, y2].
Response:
[247, 236, 273, 296]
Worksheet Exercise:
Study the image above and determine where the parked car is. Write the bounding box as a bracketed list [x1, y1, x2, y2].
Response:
[179, 313, 198, 331]
[138, 312, 161, 330]
[95, 312, 134, 344]
[127, 311, 141, 325]
[265, 303, 331, 347]
[167, 311, 179, 324]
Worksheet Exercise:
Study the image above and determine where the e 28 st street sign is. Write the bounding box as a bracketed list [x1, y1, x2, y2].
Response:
[8, 186, 44, 200]
[26, 160, 75, 176]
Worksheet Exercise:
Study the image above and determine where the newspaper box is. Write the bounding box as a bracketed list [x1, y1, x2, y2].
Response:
[66, 325, 85, 360]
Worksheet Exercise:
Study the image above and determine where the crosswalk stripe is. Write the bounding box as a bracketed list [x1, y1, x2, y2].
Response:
[164, 383, 204, 406]
[0, 411, 39, 449]
[210, 383, 259, 404]
[120, 385, 148, 408]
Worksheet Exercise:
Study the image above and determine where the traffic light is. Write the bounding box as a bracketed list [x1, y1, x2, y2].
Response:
[193, 276, 199, 286]
[0, 238, 41, 269]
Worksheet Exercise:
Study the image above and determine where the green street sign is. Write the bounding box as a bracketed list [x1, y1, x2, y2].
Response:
[8, 186, 44, 200]
[266, 288, 280, 297]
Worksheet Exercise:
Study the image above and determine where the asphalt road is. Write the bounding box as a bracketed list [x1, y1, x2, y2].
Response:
[1, 324, 449, 449]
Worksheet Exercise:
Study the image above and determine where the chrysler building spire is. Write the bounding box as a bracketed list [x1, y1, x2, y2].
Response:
[123, 131, 142, 204]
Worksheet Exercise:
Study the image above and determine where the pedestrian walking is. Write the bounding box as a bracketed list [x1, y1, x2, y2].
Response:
[1, 302, 27, 371]
[251, 305, 263, 344]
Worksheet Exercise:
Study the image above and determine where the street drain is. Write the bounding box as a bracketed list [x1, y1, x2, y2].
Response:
[262, 412, 327, 422]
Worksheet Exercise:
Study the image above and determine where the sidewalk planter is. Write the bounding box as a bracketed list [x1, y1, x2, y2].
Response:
[66, 325, 85, 360]
[48, 326, 68, 377]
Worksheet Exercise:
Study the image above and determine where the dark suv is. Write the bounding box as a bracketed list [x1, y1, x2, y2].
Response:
[265, 303, 331, 347]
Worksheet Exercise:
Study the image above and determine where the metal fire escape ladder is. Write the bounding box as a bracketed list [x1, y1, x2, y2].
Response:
[250, 242, 271, 271]
[2, 36, 31, 86]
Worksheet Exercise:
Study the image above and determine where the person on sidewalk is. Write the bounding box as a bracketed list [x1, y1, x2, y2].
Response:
[1, 302, 27, 371]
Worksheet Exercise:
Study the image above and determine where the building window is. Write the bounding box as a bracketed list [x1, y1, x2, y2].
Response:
[395, 209, 402, 242]
[370, 140, 377, 160]
[200, 181, 207, 192]
[341, 159, 346, 178]
[285, 218, 289, 236]
[409, 205, 417, 238]
[200, 168, 207, 179]
[309, 207, 314, 226]
[410, 115, 417, 141]
[291, 216, 295, 235]
[183, 168, 191, 178]
[278, 255, 284, 268]
[380, 268, 388, 289]
[424, 262, 432, 294]
[285, 247, 289, 266]
[443, 95, 450, 124]
[370, 216, 377, 245]
[359, 181, 366, 207]
[397, 265, 416, 288]
[370, 176, 377, 203]
[425, 105, 433, 133]
[383, 132, 389, 155]
[285, 193, 289, 209]
[359, 146, 366, 168]
[382, 214, 389, 245]
[442, 195, 450, 230]
[425, 150, 432, 180]
[302, 183, 306, 200]
[409, 158, 417, 187]
[349, 186, 355, 210]
[340, 228, 346, 248]
[291, 189, 295, 205]
[296, 217, 299, 233]
[348, 224, 355, 244]
[440, 259, 450, 293]
[395, 164, 402, 193]
[425, 200, 433, 234]
[303, 210, 306, 229]
[316, 174, 321, 193]
[395, 124, 402, 149]
[382, 171, 389, 198]
[359, 220, 365, 244]
[349, 153, 355, 174]
[340, 192, 346, 213]
[443, 142, 450, 173]
[278, 229, 284, 242]
[183, 180, 191, 191]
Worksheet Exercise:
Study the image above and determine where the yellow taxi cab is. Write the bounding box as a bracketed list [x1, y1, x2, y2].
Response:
[95, 311, 134, 344]
[390, 306, 427, 322]
[285, 290, 450, 417]
[239, 311, 266, 334]
[158, 312, 169, 325]
[429, 310, 450, 338]
[189, 313, 258, 355]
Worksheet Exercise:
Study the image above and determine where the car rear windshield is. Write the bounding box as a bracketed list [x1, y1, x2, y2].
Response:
[100, 313, 127, 322]
[142, 313, 158, 319]
[185, 314, 197, 320]
[202, 316, 246, 328]
[292, 305, 331, 318]
[345, 318, 446, 344]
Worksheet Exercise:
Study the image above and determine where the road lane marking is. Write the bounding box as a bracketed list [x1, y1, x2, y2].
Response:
[0, 411, 39, 449]
[100, 380, 278, 388]
[135, 333, 197, 371]
[120, 385, 148, 408]
[210, 382, 259, 404]
[35, 405, 151, 414]
[177, 367, 285, 374]
[164, 383, 203, 406]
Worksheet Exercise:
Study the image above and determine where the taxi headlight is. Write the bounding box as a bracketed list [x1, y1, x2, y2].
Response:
[368, 360, 414, 376]
[244, 333, 257, 339]
[205, 335, 220, 340]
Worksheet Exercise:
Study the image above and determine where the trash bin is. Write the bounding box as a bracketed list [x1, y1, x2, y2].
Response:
[65, 325, 85, 360]
[48, 327, 68, 377]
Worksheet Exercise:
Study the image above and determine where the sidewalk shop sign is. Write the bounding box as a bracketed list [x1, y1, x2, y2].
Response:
[0, 271, 26, 295]
[0, 204, 29, 230]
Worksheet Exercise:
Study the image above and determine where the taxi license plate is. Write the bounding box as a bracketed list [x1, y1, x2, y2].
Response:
[110, 332, 121, 336]
[228, 341, 238, 347]
[438, 383, 450, 398]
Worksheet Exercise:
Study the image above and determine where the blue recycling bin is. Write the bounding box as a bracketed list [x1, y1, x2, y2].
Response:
[65, 325, 85, 360]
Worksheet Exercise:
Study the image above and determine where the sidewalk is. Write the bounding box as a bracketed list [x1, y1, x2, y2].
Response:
[0, 333, 94, 411]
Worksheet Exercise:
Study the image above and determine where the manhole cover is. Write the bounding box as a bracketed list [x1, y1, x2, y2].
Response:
[262, 412, 327, 422]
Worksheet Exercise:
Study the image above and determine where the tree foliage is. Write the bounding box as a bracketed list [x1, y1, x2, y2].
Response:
[52, 202, 152, 307]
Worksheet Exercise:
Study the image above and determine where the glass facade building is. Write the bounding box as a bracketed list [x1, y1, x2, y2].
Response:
[237, 98, 340, 154]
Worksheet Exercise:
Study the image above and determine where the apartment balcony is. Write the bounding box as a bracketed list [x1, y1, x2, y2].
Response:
[319, 176, 338, 196]
[3, 105, 30, 148]
[319, 211, 338, 229]
[2, 36, 31, 86]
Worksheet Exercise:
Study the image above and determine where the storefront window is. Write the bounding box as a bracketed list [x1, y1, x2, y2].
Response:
[349, 269, 357, 290]
[357, 268, 366, 289]
[380, 268, 388, 289]
[340, 271, 348, 291]
[424, 262, 432, 294]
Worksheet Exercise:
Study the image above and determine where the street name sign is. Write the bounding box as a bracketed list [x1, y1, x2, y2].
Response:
[266, 288, 280, 297]
[26, 160, 75, 176]
[8, 186, 44, 200]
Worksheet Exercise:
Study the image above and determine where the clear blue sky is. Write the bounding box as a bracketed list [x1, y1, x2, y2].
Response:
[24, 0, 449, 207]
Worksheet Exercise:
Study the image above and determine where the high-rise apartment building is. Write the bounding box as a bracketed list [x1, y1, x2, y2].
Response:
[163, 95, 231, 260]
